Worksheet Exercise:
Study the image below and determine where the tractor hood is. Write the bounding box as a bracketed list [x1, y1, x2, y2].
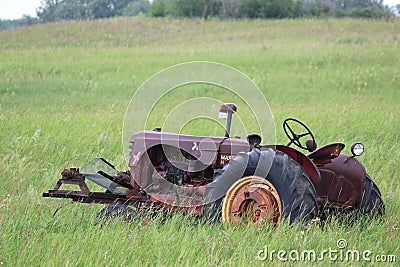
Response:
[129, 130, 250, 167]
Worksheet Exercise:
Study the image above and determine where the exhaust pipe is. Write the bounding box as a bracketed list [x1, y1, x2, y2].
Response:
[219, 103, 237, 138]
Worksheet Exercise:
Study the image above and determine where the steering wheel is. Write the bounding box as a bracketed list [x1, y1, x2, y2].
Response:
[283, 118, 316, 150]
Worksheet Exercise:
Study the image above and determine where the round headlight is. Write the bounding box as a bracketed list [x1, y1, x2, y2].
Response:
[351, 142, 364, 156]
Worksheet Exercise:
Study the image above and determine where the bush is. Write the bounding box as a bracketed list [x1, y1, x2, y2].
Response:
[349, 7, 385, 19]
[149, 0, 167, 17]
[237, 0, 295, 19]
[335, 9, 347, 18]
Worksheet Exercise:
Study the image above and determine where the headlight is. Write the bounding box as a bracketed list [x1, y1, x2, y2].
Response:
[351, 142, 364, 156]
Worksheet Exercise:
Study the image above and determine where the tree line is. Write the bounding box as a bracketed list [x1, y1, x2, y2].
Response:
[149, 0, 396, 19]
[1, 0, 399, 30]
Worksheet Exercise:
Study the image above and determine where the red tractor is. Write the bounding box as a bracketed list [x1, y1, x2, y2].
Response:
[43, 103, 384, 224]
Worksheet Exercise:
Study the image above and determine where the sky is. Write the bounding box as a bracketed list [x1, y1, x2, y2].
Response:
[0, 0, 399, 20]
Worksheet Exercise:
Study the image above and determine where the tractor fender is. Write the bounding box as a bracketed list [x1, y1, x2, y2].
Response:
[268, 145, 321, 188]
[316, 154, 366, 207]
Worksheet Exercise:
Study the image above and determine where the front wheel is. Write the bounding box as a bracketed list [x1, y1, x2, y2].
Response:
[355, 174, 385, 216]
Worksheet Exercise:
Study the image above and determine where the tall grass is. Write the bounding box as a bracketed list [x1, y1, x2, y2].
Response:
[0, 17, 399, 266]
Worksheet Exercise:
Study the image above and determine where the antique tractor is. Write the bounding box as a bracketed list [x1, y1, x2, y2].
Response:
[43, 103, 384, 224]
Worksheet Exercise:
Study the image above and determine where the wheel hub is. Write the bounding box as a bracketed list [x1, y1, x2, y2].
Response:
[222, 176, 282, 225]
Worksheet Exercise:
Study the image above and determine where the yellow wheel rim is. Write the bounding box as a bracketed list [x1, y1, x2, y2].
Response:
[222, 176, 282, 225]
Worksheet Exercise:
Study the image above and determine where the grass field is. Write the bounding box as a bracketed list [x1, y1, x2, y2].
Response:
[0, 17, 399, 266]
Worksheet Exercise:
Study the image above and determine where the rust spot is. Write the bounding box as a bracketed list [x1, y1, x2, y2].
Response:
[331, 144, 341, 157]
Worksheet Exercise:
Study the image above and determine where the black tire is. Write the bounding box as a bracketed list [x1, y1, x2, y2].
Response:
[203, 148, 318, 224]
[96, 203, 136, 221]
[355, 174, 384, 216]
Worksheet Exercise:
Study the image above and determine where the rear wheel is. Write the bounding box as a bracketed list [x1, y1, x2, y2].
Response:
[222, 176, 282, 225]
[355, 174, 384, 216]
[204, 148, 318, 224]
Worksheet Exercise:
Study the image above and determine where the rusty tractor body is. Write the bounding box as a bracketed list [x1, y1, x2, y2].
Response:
[43, 104, 384, 224]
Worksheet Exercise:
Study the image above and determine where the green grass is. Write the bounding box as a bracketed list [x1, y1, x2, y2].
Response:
[0, 17, 399, 266]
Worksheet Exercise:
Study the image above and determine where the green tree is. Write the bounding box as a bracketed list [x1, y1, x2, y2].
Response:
[160, 0, 220, 18]
[21, 15, 39, 25]
[236, 0, 295, 18]
[56, 0, 88, 20]
[260, 0, 295, 18]
[0, 19, 23, 30]
[394, 4, 400, 14]
[349, 6, 384, 18]
[122, 0, 151, 16]
[38, 0, 88, 22]
[87, 0, 131, 18]
[293, 0, 304, 17]
[237, 0, 261, 18]
[37, 0, 132, 21]
[332, 0, 388, 18]
[335, 0, 383, 10]
[309, 1, 321, 16]
[37, 0, 59, 22]
[168, 0, 203, 17]
[218, 0, 240, 18]
[197, 0, 223, 18]
[149, 0, 167, 17]
[0, 16, 39, 30]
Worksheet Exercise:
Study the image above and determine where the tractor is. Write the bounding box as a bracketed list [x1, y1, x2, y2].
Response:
[43, 103, 384, 225]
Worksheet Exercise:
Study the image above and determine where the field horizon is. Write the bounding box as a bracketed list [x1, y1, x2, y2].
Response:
[0, 17, 399, 266]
